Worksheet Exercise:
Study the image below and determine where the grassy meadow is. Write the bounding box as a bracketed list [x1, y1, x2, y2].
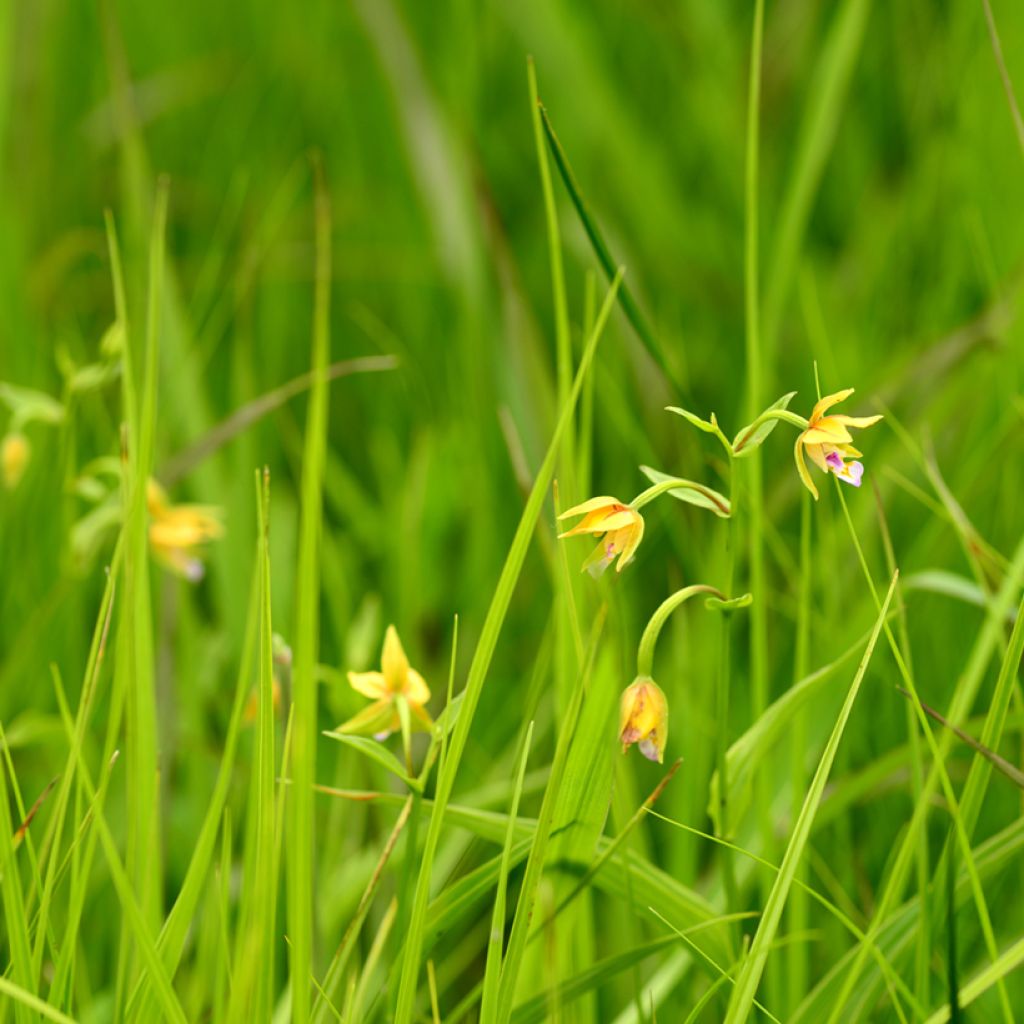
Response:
[3, 0, 1024, 1020]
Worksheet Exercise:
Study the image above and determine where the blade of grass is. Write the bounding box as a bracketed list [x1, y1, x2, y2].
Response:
[480, 721, 535, 1019]
[494, 608, 605, 1022]
[391, 269, 623, 1023]
[119, 180, 168, 991]
[0, 741, 36, 1024]
[723, 573, 898, 1024]
[50, 667, 188, 1024]
[0, 978, 75, 1024]
[126, 569, 259, 1020]
[537, 101, 684, 395]
[288, 152, 332, 1024]
[228, 469, 277, 1022]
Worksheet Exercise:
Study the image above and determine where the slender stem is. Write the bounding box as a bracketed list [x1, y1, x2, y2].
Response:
[636, 585, 724, 678]
[743, 4, 775, 1004]
[631, 477, 729, 515]
[786, 488, 811, 1012]
[717, 458, 739, 922]
[738, 407, 809, 439]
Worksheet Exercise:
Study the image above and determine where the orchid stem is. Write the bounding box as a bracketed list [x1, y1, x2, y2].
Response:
[636, 585, 724, 678]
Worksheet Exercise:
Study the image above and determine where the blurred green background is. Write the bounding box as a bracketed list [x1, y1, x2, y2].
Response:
[2, 0, 1024, 1020]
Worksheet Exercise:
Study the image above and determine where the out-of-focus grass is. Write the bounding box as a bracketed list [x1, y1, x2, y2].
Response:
[2, 1, 1024, 1021]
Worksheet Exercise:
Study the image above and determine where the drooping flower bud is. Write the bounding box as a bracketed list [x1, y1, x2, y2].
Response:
[619, 676, 668, 763]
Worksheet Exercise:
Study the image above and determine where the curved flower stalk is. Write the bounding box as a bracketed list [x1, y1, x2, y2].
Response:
[558, 476, 732, 577]
[793, 389, 882, 500]
[339, 625, 432, 740]
[147, 479, 224, 581]
[619, 584, 751, 762]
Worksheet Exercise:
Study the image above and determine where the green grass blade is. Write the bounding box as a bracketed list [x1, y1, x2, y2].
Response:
[391, 270, 621, 1023]
[494, 610, 604, 1021]
[51, 667, 188, 1024]
[0, 978, 76, 1024]
[0, 743, 36, 1023]
[288, 153, 332, 1024]
[480, 720, 534, 1020]
[126, 570, 259, 1019]
[537, 101, 683, 394]
[723, 572, 897, 1024]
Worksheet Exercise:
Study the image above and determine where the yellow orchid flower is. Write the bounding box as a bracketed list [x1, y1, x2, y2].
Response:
[619, 676, 668, 763]
[147, 479, 224, 581]
[2, 432, 30, 490]
[794, 389, 882, 500]
[339, 625, 432, 739]
[557, 496, 645, 576]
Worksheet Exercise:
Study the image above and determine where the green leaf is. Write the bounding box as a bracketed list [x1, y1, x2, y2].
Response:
[666, 405, 719, 435]
[324, 732, 420, 792]
[731, 391, 797, 456]
[640, 466, 731, 518]
[0, 381, 65, 428]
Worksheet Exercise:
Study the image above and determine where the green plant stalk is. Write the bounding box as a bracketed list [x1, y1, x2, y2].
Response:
[288, 155, 331, 1024]
[717, 465, 739, 922]
[786, 488, 812, 1012]
[874, 484, 931, 1011]
[742, 0, 777, 1004]
[636, 586, 724, 678]
[631, 477, 730, 515]
[123, 180, 169, 976]
[480, 721, 534, 1021]
[825, 485, 1014, 1024]
[391, 271, 623, 1024]
[494, 610, 606, 1023]
[51, 668, 188, 1024]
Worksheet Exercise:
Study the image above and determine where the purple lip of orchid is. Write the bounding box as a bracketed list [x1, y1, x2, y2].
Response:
[825, 451, 844, 471]
[846, 461, 865, 487]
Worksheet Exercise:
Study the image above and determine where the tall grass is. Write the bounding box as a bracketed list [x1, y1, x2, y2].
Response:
[2, 1, 1024, 1022]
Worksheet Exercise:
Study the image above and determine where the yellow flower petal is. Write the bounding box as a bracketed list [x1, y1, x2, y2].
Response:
[557, 508, 636, 538]
[794, 436, 819, 500]
[615, 519, 645, 572]
[381, 625, 410, 692]
[557, 495, 619, 519]
[802, 422, 853, 445]
[404, 667, 431, 706]
[804, 442, 829, 472]
[810, 388, 855, 423]
[829, 414, 883, 429]
[347, 670, 388, 700]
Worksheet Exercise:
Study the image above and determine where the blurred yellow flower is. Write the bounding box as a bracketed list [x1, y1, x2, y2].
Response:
[339, 625, 432, 739]
[557, 496, 645, 576]
[619, 676, 668, 763]
[147, 479, 224, 581]
[2, 432, 30, 490]
[794, 389, 882, 500]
